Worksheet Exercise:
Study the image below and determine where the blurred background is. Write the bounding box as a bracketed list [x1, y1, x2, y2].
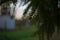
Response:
[0, 0, 59, 40]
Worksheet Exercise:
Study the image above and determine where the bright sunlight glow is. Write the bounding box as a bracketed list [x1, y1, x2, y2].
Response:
[10, 0, 31, 20]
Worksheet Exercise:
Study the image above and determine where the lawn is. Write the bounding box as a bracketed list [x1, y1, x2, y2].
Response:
[0, 25, 38, 40]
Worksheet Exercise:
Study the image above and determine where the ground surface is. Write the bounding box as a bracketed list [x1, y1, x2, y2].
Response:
[0, 25, 38, 40]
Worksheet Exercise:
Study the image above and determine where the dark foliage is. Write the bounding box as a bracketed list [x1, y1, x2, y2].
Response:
[0, 0, 17, 5]
[24, 0, 58, 40]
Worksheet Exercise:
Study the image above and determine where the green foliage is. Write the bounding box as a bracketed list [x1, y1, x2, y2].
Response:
[0, 26, 37, 40]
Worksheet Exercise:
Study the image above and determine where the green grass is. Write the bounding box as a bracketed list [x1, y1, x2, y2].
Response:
[0, 25, 38, 40]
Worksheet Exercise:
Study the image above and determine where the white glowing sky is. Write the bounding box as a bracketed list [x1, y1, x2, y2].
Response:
[10, 0, 31, 20]
[15, 1, 31, 20]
